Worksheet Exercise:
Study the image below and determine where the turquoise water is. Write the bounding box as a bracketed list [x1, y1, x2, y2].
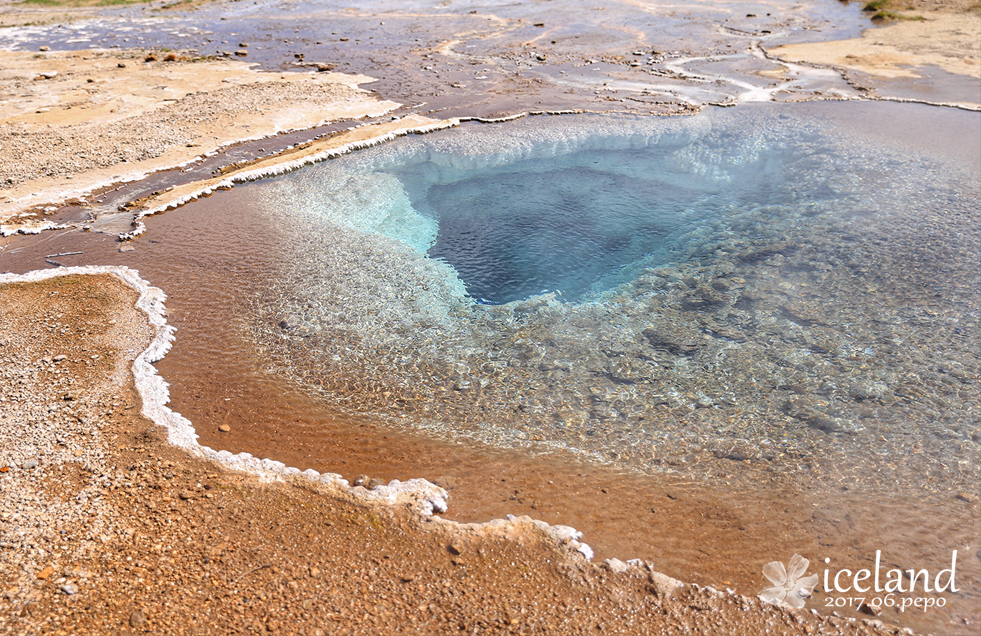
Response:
[404, 148, 760, 304]
[244, 106, 980, 498]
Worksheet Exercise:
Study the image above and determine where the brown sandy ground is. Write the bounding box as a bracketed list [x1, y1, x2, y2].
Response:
[0, 274, 904, 635]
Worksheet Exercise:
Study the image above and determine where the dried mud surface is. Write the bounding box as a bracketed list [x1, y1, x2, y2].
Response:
[0, 48, 397, 231]
[0, 273, 905, 635]
[768, 8, 981, 83]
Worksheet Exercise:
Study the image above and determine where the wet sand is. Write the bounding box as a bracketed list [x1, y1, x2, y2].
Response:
[0, 270, 916, 636]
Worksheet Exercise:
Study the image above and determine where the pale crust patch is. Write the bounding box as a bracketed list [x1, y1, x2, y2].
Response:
[768, 12, 981, 81]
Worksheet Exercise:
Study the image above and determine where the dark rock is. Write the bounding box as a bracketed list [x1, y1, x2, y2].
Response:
[641, 327, 703, 355]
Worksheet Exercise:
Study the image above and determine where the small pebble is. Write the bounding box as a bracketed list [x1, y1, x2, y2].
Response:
[218, 424, 231, 432]
[60, 583, 77, 595]
[23, 460, 38, 470]
[129, 609, 147, 627]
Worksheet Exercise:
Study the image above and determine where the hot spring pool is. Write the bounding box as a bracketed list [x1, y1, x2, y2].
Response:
[238, 105, 979, 495]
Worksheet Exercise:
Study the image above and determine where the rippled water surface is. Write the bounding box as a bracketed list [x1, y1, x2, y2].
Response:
[241, 104, 979, 498]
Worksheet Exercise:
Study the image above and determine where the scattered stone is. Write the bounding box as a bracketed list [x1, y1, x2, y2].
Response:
[234, 50, 248, 57]
[37, 566, 54, 580]
[164, 53, 178, 62]
[956, 492, 978, 503]
[858, 603, 880, 616]
[218, 424, 231, 433]
[604, 558, 629, 574]
[36, 71, 58, 80]
[129, 609, 147, 627]
[53, 354, 67, 362]
[367, 478, 385, 490]
[353, 474, 369, 487]
[649, 571, 684, 598]
[39, 45, 50, 51]
[239, 42, 249, 48]
[144, 54, 157, 62]
[23, 460, 38, 469]
[178, 491, 194, 500]
[309, 567, 321, 578]
[60, 583, 77, 595]
[448, 539, 464, 556]
[117, 62, 127, 68]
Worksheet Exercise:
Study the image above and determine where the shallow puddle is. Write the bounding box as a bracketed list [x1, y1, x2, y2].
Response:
[2, 102, 978, 634]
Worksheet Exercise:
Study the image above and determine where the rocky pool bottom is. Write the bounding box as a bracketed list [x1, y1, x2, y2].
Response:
[1, 102, 978, 634]
[245, 105, 980, 498]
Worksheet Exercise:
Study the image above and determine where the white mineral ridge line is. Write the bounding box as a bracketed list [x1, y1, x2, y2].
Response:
[0, 265, 600, 565]
[120, 117, 463, 240]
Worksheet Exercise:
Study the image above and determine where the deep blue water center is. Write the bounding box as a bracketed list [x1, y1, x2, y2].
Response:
[261, 114, 814, 307]
[419, 161, 697, 304]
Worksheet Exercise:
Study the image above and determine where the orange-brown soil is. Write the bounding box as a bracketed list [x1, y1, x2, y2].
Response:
[0, 273, 903, 635]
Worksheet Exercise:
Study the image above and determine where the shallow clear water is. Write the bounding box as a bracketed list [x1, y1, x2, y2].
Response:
[242, 106, 980, 501]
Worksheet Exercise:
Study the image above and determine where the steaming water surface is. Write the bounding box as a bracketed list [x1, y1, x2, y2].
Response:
[243, 105, 980, 497]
